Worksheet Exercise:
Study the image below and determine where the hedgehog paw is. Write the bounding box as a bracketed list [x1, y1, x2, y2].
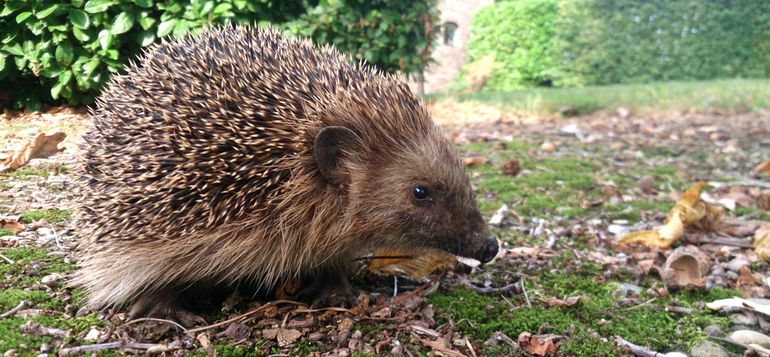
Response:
[309, 281, 358, 309]
[127, 293, 207, 327]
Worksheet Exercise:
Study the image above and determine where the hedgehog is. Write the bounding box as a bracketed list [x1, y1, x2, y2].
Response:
[73, 25, 499, 324]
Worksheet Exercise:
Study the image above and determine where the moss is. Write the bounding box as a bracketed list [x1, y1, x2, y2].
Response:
[19, 209, 71, 224]
[214, 344, 264, 357]
[7, 168, 51, 179]
[0, 228, 14, 236]
[429, 268, 738, 355]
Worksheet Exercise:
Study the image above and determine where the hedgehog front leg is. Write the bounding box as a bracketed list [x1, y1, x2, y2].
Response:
[127, 288, 207, 327]
[298, 265, 359, 308]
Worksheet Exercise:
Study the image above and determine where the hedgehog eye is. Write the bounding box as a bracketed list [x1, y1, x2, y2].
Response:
[411, 186, 430, 201]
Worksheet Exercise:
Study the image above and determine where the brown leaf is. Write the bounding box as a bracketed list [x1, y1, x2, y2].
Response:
[500, 159, 521, 176]
[540, 142, 556, 153]
[517, 332, 560, 356]
[543, 296, 580, 308]
[754, 159, 770, 174]
[737, 266, 766, 297]
[1, 132, 66, 171]
[416, 333, 466, 357]
[755, 224, 770, 262]
[0, 219, 24, 235]
[365, 248, 456, 279]
[463, 156, 489, 166]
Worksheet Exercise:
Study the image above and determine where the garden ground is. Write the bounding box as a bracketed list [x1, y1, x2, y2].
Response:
[1, 80, 770, 356]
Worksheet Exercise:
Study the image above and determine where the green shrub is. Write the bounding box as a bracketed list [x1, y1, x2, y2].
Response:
[0, 0, 437, 110]
[466, 0, 770, 90]
[466, 0, 559, 91]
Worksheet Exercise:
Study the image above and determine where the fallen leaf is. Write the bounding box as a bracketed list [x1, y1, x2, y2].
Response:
[540, 142, 556, 153]
[543, 296, 580, 308]
[0, 219, 24, 235]
[754, 159, 770, 174]
[619, 182, 723, 248]
[517, 332, 560, 356]
[737, 266, 766, 297]
[416, 333, 466, 357]
[501, 159, 521, 176]
[1, 132, 66, 171]
[755, 224, 770, 262]
[707, 297, 770, 317]
[463, 156, 488, 166]
[365, 248, 456, 279]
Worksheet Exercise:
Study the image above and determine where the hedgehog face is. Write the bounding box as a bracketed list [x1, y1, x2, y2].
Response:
[313, 125, 499, 264]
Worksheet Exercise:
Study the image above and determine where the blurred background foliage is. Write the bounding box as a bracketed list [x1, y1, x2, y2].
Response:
[464, 0, 770, 92]
[0, 0, 438, 110]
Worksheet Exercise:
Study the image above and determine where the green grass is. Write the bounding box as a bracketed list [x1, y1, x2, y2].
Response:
[437, 79, 770, 116]
[6, 168, 51, 179]
[429, 270, 735, 356]
[19, 209, 70, 224]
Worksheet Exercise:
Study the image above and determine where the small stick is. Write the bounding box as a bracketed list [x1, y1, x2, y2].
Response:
[465, 337, 478, 357]
[51, 225, 65, 252]
[665, 306, 692, 315]
[0, 253, 14, 264]
[0, 300, 29, 318]
[121, 317, 188, 332]
[458, 275, 522, 296]
[613, 336, 665, 357]
[520, 278, 531, 308]
[186, 300, 304, 334]
[59, 341, 181, 356]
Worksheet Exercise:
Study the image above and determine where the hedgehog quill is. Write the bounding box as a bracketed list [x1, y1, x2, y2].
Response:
[73, 25, 498, 325]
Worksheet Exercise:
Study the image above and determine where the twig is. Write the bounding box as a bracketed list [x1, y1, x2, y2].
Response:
[59, 341, 181, 356]
[50, 225, 65, 252]
[0, 300, 29, 318]
[710, 178, 770, 189]
[186, 300, 304, 334]
[520, 278, 531, 308]
[0, 253, 14, 264]
[613, 336, 665, 357]
[665, 306, 692, 315]
[121, 317, 188, 332]
[465, 337, 478, 357]
[458, 275, 522, 296]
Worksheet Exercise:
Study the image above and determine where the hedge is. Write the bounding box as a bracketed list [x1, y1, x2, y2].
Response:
[0, 0, 438, 110]
[466, 0, 770, 90]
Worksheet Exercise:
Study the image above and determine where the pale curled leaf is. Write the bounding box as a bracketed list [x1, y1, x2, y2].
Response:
[754, 224, 770, 262]
[1, 132, 66, 171]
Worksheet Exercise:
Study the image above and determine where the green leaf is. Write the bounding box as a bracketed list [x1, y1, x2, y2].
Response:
[15, 11, 32, 23]
[0, 53, 6, 72]
[138, 30, 155, 46]
[172, 19, 189, 38]
[1, 6, 16, 17]
[51, 82, 64, 99]
[72, 27, 90, 42]
[212, 3, 232, 16]
[133, 0, 153, 8]
[59, 69, 73, 84]
[111, 11, 134, 35]
[69, 9, 90, 29]
[157, 19, 177, 37]
[55, 41, 74, 65]
[97, 29, 113, 50]
[71, 0, 84, 7]
[84, 0, 116, 14]
[35, 4, 59, 19]
[138, 16, 156, 30]
[2, 44, 24, 56]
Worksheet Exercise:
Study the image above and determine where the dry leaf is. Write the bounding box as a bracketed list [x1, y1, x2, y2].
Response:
[707, 297, 770, 317]
[540, 142, 556, 153]
[517, 332, 560, 356]
[501, 159, 521, 176]
[1, 132, 66, 171]
[0, 219, 24, 235]
[737, 266, 766, 297]
[543, 296, 580, 308]
[416, 333, 465, 357]
[619, 182, 723, 248]
[365, 248, 456, 279]
[463, 156, 488, 166]
[754, 159, 770, 174]
[755, 223, 770, 262]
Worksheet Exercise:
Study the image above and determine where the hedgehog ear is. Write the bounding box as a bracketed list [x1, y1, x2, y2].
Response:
[314, 126, 361, 185]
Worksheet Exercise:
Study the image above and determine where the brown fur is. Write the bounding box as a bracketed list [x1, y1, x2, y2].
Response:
[73, 25, 494, 312]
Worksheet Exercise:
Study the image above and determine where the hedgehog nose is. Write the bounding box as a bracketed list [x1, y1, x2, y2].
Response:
[477, 236, 499, 264]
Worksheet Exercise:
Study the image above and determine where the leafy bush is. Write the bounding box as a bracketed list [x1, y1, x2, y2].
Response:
[0, 0, 437, 110]
[465, 0, 559, 91]
[466, 0, 770, 90]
